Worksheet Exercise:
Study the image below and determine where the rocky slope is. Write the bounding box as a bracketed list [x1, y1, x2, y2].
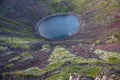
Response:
[0, 0, 120, 80]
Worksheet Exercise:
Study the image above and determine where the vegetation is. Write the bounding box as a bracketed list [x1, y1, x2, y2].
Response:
[70, 0, 92, 13]
[3, 47, 120, 79]
[50, 0, 73, 13]
[0, 0, 120, 79]
[20, 52, 33, 62]
[40, 44, 51, 52]
[8, 67, 42, 77]
[49, 46, 77, 64]
[0, 46, 8, 52]
[92, 0, 119, 26]
[49, 46, 99, 65]
[0, 17, 34, 36]
[0, 36, 42, 49]
[47, 66, 102, 80]
[3, 46, 100, 78]
[5, 63, 14, 68]
[108, 57, 120, 64]
[8, 56, 20, 62]
[93, 40, 102, 46]
[93, 49, 120, 64]
[8, 52, 33, 62]
[106, 33, 120, 43]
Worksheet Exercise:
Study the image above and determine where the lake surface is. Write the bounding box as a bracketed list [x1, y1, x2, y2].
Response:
[38, 14, 80, 40]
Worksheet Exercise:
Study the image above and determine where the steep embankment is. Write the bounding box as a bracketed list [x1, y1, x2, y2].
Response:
[0, 0, 120, 80]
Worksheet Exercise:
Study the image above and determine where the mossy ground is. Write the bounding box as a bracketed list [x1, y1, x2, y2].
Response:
[0, 0, 120, 80]
[0, 36, 42, 49]
[2, 46, 120, 79]
[47, 66, 102, 80]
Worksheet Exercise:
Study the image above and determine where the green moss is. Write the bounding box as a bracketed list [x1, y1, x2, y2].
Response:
[93, 49, 120, 64]
[5, 63, 14, 68]
[108, 57, 120, 64]
[5, 51, 15, 55]
[94, 40, 102, 46]
[8, 52, 33, 62]
[47, 65, 102, 80]
[49, 46, 76, 64]
[83, 66, 102, 78]
[40, 44, 51, 52]
[0, 46, 7, 52]
[20, 52, 33, 62]
[5, 67, 42, 77]
[3, 63, 63, 77]
[42, 63, 64, 74]
[49, 46, 99, 65]
[0, 36, 42, 49]
[8, 56, 20, 62]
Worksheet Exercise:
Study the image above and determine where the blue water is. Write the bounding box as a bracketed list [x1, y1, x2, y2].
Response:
[38, 14, 80, 40]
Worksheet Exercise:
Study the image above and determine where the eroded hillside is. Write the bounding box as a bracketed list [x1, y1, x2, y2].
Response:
[0, 0, 120, 80]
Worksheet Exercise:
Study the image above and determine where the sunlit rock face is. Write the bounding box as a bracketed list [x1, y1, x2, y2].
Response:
[37, 14, 80, 40]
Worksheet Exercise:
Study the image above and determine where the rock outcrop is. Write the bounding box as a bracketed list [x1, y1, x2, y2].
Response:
[95, 67, 120, 80]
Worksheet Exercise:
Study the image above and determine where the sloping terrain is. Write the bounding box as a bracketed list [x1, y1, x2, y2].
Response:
[0, 0, 120, 80]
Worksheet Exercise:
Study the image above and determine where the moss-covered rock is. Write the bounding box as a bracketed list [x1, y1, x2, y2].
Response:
[93, 49, 120, 64]
[40, 44, 51, 52]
